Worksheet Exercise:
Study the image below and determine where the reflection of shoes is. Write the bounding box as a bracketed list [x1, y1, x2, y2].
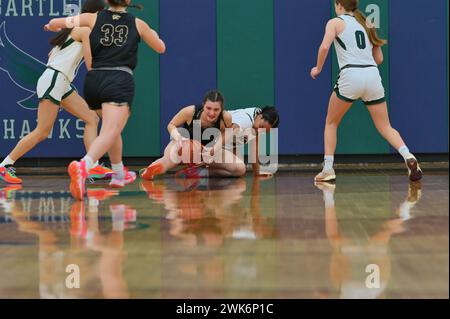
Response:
[109, 168, 136, 188]
[314, 169, 336, 182]
[70, 201, 87, 238]
[110, 204, 137, 231]
[86, 187, 119, 214]
[399, 182, 423, 221]
[87, 188, 119, 201]
[139, 163, 164, 181]
[140, 180, 165, 202]
[0, 185, 22, 213]
[0, 166, 22, 184]
[315, 181, 335, 208]
[314, 181, 336, 192]
[68, 161, 87, 201]
[407, 181, 422, 204]
[88, 164, 114, 180]
[406, 157, 423, 182]
[0, 184, 23, 199]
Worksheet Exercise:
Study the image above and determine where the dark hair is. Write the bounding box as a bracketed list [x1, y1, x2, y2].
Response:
[107, 0, 144, 10]
[202, 90, 225, 109]
[260, 106, 279, 128]
[49, 0, 105, 48]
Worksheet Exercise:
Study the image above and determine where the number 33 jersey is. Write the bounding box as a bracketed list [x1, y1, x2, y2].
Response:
[90, 10, 141, 70]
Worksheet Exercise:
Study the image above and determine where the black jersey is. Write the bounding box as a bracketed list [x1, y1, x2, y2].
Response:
[90, 10, 141, 70]
[183, 105, 223, 146]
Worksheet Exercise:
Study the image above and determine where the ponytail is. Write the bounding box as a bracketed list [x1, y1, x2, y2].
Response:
[49, 28, 73, 48]
[335, 0, 386, 47]
[354, 9, 387, 47]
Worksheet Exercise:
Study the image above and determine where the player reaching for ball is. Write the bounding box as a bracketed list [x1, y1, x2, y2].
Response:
[226, 106, 279, 177]
[311, 0, 422, 183]
[139, 90, 251, 180]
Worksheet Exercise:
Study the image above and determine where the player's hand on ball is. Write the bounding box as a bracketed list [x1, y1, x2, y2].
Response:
[310, 67, 321, 79]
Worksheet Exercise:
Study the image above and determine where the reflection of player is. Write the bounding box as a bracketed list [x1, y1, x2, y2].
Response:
[0, 185, 22, 214]
[141, 176, 276, 295]
[11, 199, 76, 298]
[10, 194, 132, 298]
[141, 176, 276, 245]
[81, 201, 131, 298]
[315, 181, 422, 299]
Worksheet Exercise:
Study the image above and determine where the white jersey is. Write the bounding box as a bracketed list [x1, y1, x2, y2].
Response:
[227, 107, 260, 147]
[47, 36, 83, 82]
[229, 107, 260, 129]
[334, 14, 376, 70]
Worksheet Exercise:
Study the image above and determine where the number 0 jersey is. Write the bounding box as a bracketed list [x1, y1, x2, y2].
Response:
[334, 14, 376, 69]
[90, 10, 141, 70]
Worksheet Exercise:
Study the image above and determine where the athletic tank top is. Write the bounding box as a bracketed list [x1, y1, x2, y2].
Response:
[229, 107, 261, 129]
[90, 10, 141, 70]
[228, 107, 260, 146]
[334, 14, 376, 70]
[183, 105, 223, 146]
[47, 36, 83, 82]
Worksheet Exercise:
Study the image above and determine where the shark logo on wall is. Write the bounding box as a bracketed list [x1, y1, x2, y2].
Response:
[0, 21, 47, 110]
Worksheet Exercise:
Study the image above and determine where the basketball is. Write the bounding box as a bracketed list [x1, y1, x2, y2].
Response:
[177, 139, 203, 164]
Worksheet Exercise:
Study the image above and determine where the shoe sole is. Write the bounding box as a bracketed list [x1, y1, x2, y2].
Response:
[88, 173, 114, 180]
[141, 164, 164, 181]
[0, 177, 22, 184]
[110, 172, 137, 189]
[406, 158, 423, 182]
[0, 171, 23, 184]
[109, 181, 125, 189]
[68, 161, 85, 201]
[314, 174, 336, 182]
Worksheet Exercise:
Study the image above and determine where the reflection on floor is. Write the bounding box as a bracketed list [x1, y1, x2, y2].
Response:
[0, 171, 448, 298]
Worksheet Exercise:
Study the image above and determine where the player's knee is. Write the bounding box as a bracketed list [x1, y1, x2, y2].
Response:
[325, 116, 341, 127]
[107, 125, 124, 138]
[233, 163, 247, 177]
[35, 128, 52, 141]
[86, 112, 100, 126]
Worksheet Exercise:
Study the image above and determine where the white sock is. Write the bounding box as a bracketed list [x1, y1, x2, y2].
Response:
[398, 145, 413, 161]
[82, 155, 95, 171]
[110, 205, 126, 231]
[94, 161, 99, 167]
[323, 191, 335, 208]
[399, 202, 412, 221]
[0, 156, 15, 168]
[323, 155, 334, 171]
[111, 162, 125, 179]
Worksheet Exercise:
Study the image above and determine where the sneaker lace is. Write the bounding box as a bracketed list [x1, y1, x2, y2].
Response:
[6, 167, 17, 177]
